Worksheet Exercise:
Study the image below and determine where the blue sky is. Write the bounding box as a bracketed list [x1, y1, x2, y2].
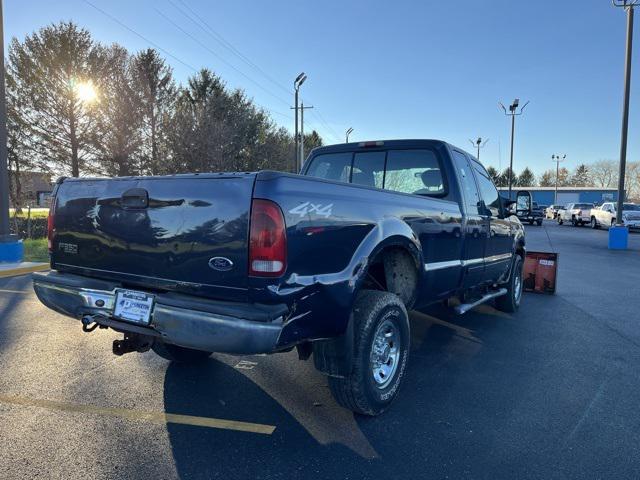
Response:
[4, 0, 639, 175]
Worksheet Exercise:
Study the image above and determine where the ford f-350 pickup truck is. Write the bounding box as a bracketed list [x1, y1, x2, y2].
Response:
[34, 139, 526, 415]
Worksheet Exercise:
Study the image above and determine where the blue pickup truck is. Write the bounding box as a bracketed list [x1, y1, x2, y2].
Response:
[33, 139, 526, 415]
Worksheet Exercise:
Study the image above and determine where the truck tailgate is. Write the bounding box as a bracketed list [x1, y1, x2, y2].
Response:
[51, 174, 255, 300]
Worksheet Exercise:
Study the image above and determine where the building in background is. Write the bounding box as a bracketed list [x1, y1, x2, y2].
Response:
[9, 171, 53, 207]
[499, 187, 620, 206]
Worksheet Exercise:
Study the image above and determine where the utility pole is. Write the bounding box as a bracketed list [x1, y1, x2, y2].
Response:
[292, 73, 307, 173]
[499, 98, 529, 199]
[468, 137, 488, 161]
[551, 154, 566, 205]
[612, 1, 636, 225]
[299, 102, 313, 170]
[0, 0, 18, 259]
[345, 127, 353, 143]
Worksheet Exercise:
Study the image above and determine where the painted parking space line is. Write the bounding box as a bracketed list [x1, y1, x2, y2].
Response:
[0, 394, 276, 435]
[0, 263, 49, 279]
[0, 289, 32, 295]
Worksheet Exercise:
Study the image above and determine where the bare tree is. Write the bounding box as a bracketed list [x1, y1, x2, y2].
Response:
[590, 160, 618, 188]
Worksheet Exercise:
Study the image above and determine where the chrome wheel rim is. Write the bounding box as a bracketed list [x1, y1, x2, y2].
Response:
[370, 318, 400, 389]
[514, 266, 523, 303]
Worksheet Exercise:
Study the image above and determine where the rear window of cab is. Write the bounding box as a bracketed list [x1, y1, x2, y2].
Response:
[305, 149, 447, 197]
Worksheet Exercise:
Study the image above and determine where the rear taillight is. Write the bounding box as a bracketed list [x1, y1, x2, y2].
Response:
[249, 199, 287, 277]
[47, 197, 56, 252]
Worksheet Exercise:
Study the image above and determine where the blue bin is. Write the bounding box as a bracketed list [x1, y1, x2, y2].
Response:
[0, 239, 24, 263]
[608, 225, 629, 250]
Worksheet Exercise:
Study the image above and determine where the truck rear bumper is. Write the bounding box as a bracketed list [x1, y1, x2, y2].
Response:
[33, 271, 288, 355]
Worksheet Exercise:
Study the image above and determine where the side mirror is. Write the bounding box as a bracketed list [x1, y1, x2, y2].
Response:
[516, 190, 532, 216]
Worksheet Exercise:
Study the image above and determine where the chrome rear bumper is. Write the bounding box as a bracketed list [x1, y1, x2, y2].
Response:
[33, 271, 287, 355]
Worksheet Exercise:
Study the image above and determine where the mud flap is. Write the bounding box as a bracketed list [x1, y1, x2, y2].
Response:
[312, 314, 354, 378]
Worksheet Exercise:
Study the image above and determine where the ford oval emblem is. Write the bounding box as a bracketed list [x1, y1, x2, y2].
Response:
[208, 257, 234, 272]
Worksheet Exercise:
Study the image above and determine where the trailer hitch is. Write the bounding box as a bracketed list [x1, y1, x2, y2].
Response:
[112, 333, 153, 356]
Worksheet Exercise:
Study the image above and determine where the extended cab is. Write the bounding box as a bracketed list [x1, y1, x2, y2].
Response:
[590, 202, 640, 229]
[33, 140, 526, 415]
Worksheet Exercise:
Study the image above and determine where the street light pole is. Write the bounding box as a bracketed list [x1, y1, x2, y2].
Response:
[293, 72, 307, 173]
[499, 98, 529, 199]
[468, 137, 488, 161]
[613, 0, 636, 225]
[551, 154, 566, 205]
[0, 0, 10, 241]
[345, 127, 353, 143]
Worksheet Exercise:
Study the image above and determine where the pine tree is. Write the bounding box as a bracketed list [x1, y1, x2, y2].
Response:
[487, 166, 500, 185]
[571, 164, 591, 187]
[518, 167, 536, 187]
[7, 21, 108, 177]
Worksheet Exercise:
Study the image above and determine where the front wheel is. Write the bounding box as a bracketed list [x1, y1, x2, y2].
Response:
[591, 217, 598, 229]
[495, 255, 523, 313]
[328, 290, 410, 416]
[151, 341, 212, 363]
[558, 217, 564, 225]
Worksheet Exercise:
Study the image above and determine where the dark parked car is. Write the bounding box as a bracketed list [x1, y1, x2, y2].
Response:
[517, 201, 544, 226]
[34, 139, 527, 415]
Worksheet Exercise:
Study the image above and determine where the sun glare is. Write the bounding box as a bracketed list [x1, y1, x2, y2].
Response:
[75, 81, 98, 103]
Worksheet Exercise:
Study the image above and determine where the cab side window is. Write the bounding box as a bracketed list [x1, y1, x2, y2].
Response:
[472, 161, 501, 217]
[452, 151, 481, 215]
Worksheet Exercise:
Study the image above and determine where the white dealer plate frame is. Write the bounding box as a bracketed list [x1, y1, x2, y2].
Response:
[113, 289, 155, 325]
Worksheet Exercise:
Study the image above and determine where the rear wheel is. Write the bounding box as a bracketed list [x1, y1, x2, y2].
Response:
[151, 341, 212, 363]
[536, 219, 543, 226]
[495, 255, 523, 313]
[328, 290, 410, 416]
[572, 217, 578, 227]
[591, 217, 598, 229]
[558, 216, 563, 225]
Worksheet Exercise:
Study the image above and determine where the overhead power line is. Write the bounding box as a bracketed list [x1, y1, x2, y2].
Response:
[82, 0, 293, 120]
[170, 0, 293, 97]
[83, 0, 197, 72]
[153, 6, 291, 107]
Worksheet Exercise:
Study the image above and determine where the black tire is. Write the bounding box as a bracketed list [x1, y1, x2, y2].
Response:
[151, 341, 212, 363]
[495, 255, 523, 313]
[528, 220, 534, 225]
[328, 290, 410, 416]
[572, 217, 578, 227]
[591, 217, 598, 229]
[536, 219, 543, 226]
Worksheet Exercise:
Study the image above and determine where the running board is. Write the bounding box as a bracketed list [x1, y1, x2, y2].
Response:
[454, 288, 508, 315]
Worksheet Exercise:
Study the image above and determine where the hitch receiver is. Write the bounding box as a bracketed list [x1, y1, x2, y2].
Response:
[112, 333, 153, 356]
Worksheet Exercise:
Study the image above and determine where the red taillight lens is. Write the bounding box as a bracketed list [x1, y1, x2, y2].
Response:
[249, 199, 287, 277]
[47, 197, 56, 252]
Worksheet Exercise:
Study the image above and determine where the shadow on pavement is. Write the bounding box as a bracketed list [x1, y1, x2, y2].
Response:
[161, 301, 538, 479]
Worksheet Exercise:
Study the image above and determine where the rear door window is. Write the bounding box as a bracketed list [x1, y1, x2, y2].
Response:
[472, 161, 501, 217]
[383, 149, 445, 196]
[305, 152, 352, 183]
[451, 151, 481, 215]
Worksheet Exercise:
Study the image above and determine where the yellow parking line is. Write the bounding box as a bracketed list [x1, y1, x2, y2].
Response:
[0, 394, 275, 435]
[0, 263, 49, 278]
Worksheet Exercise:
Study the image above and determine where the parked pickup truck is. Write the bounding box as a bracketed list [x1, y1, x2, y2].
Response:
[33, 139, 526, 415]
[516, 201, 544, 226]
[590, 202, 640, 229]
[557, 202, 594, 226]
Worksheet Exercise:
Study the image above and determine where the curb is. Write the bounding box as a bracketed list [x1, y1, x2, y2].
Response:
[0, 263, 50, 279]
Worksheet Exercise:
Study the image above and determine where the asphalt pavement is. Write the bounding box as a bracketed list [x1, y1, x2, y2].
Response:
[0, 221, 639, 479]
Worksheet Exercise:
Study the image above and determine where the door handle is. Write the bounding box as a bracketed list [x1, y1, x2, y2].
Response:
[121, 188, 149, 209]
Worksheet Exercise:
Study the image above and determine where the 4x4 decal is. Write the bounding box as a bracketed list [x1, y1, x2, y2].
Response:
[289, 202, 333, 218]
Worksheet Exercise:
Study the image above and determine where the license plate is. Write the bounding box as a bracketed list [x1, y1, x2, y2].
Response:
[113, 289, 155, 325]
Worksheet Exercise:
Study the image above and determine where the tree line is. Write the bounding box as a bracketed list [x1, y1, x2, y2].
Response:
[487, 161, 640, 200]
[6, 21, 321, 206]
